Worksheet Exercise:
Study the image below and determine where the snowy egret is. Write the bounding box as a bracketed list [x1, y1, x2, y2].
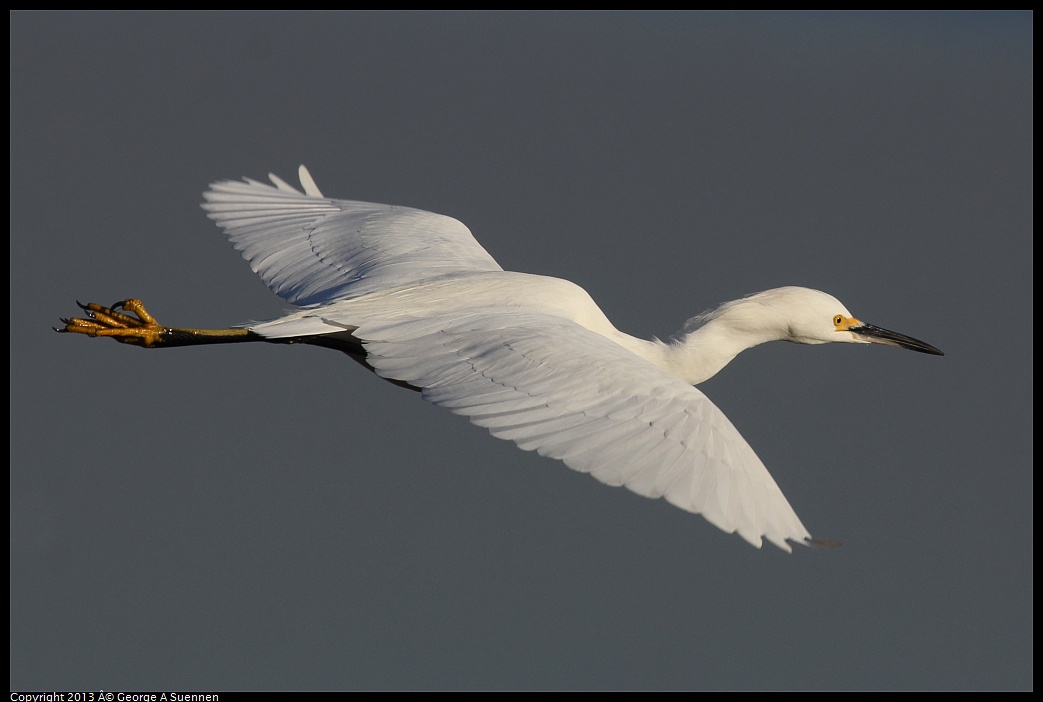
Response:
[59, 166, 942, 552]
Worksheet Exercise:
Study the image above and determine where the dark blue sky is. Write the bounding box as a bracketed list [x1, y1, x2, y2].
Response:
[11, 11, 1032, 690]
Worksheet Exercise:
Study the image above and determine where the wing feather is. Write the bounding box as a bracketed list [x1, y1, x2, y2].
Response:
[355, 311, 811, 551]
[201, 166, 503, 307]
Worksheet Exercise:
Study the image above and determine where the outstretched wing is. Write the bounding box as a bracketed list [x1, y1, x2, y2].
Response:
[201, 166, 503, 307]
[353, 311, 812, 552]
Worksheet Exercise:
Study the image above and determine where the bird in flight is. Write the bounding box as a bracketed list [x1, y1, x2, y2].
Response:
[59, 166, 943, 552]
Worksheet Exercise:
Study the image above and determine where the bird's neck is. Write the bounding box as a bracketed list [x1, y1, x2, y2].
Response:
[664, 318, 780, 385]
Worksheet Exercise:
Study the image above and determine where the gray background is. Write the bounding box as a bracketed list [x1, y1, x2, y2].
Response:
[11, 11, 1032, 690]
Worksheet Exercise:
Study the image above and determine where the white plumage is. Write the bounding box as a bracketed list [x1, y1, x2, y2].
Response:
[199, 165, 941, 552]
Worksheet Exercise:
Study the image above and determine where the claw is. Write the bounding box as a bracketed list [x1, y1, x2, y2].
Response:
[57, 298, 169, 347]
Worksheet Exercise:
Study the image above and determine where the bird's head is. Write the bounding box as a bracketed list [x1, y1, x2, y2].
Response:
[742, 286, 944, 355]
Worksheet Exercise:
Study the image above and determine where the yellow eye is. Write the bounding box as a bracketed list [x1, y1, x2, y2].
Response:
[834, 315, 844, 326]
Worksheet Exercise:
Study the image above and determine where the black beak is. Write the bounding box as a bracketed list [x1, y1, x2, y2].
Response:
[849, 323, 944, 356]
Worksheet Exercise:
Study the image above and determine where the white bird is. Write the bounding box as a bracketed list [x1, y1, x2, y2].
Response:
[59, 165, 943, 552]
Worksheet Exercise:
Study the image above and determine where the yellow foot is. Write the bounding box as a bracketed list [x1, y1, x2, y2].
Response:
[57, 299, 171, 348]
[58, 299, 256, 348]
